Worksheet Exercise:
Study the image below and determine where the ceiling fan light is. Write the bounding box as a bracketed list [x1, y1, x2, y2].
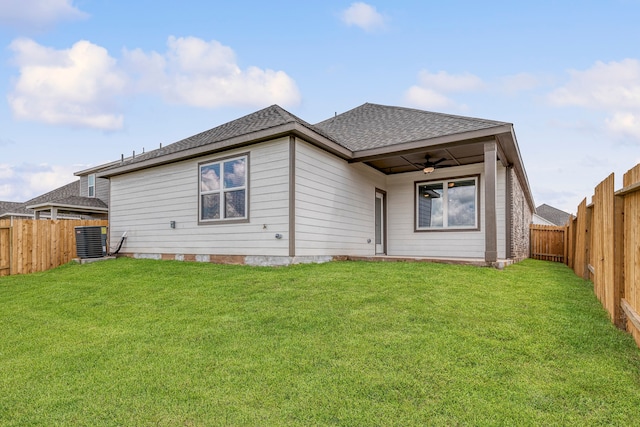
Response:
[423, 166, 435, 174]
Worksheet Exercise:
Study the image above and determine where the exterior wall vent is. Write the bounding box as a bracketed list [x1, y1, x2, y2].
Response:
[75, 226, 108, 259]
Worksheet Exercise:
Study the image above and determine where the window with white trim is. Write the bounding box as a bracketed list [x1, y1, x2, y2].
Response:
[416, 176, 478, 230]
[88, 174, 95, 198]
[199, 155, 248, 222]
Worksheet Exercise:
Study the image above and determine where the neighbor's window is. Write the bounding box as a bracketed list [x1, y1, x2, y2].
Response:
[88, 174, 95, 198]
[199, 155, 248, 222]
[416, 176, 478, 230]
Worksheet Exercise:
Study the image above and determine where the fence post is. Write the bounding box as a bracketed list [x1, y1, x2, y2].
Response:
[585, 204, 593, 281]
[614, 194, 625, 328]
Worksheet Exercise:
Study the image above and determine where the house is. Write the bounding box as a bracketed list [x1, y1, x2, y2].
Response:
[533, 203, 571, 226]
[97, 103, 534, 266]
[0, 166, 110, 220]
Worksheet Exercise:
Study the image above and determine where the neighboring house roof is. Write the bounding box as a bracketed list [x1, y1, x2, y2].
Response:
[24, 180, 80, 206]
[0, 180, 108, 219]
[97, 103, 534, 210]
[27, 195, 107, 211]
[532, 213, 555, 226]
[535, 204, 571, 226]
[0, 201, 33, 219]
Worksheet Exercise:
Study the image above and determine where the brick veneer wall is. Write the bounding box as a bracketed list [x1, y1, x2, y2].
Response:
[509, 167, 533, 260]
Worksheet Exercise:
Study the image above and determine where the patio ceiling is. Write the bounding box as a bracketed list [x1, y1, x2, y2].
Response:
[358, 139, 502, 175]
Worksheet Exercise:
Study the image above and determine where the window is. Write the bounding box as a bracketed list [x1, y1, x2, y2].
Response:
[88, 174, 95, 198]
[416, 176, 478, 230]
[199, 155, 248, 223]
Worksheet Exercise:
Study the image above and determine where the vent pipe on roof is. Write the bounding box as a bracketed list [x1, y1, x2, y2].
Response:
[132, 150, 135, 159]
[160, 143, 163, 149]
[121, 154, 124, 164]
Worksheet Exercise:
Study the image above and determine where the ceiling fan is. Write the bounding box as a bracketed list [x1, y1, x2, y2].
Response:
[421, 156, 447, 174]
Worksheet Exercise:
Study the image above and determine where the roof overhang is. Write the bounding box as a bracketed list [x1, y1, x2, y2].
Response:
[74, 159, 123, 177]
[26, 202, 109, 214]
[98, 122, 353, 178]
[350, 125, 513, 162]
[0, 212, 33, 219]
[347, 124, 535, 211]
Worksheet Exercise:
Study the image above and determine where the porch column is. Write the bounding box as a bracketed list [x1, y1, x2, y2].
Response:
[484, 141, 498, 263]
[51, 208, 58, 220]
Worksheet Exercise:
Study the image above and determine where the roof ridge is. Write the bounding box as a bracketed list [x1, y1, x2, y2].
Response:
[347, 102, 509, 126]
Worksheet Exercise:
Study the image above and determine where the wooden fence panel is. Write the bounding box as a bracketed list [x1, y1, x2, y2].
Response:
[530, 224, 566, 262]
[561, 162, 640, 348]
[573, 198, 589, 279]
[591, 174, 618, 323]
[0, 220, 10, 277]
[622, 164, 640, 346]
[566, 216, 576, 269]
[0, 219, 108, 276]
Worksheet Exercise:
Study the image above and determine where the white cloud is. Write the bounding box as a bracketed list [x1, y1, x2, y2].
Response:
[0, 163, 80, 201]
[605, 112, 640, 139]
[7, 36, 301, 130]
[123, 36, 301, 108]
[405, 87, 456, 109]
[0, 164, 15, 180]
[0, 0, 87, 30]
[7, 38, 127, 130]
[548, 59, 640, 109]
[404, 70, 485, 110]
[341, 2, 386, 32]
[26, 164, 80, 194]
[548, 59, 640, 142]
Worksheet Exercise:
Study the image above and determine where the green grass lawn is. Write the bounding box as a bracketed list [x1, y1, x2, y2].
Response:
[1, 258, 640, 426]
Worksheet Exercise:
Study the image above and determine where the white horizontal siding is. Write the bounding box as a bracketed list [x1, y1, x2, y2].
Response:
[386, 163, 506, 259]
[295, 140, 386, 256]
[109, 138, 290, 256]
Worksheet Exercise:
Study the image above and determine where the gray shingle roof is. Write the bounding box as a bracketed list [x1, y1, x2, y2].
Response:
[535, 204, 571, 226]
[314, 103, 509, 151]
[25, 180, 80, 206]
[114, 105, 336, 168]
[1, 181, 107, 217]
[102, 103, 513, 172]
[0, 201, 33, 217]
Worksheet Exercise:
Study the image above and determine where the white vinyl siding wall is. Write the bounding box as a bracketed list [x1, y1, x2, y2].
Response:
[385, 163, 507, 259]
[108, 138, 290, 256]
[295, 140, 386, 256]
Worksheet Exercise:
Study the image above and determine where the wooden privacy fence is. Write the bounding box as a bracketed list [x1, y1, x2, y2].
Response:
[0, 219, 108, 277]
[530, 224, 566, 262]
[564, 163, 640, 348]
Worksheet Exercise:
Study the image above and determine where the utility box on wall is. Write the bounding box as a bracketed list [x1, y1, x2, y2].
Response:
[75, 226, 107, 259]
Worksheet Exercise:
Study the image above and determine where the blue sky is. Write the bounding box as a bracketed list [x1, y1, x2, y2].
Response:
[1, 0, 640, 214]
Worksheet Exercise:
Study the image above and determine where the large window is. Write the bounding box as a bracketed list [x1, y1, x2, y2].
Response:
[199, 155, 248, 223]
[416, 176, 478, 230]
